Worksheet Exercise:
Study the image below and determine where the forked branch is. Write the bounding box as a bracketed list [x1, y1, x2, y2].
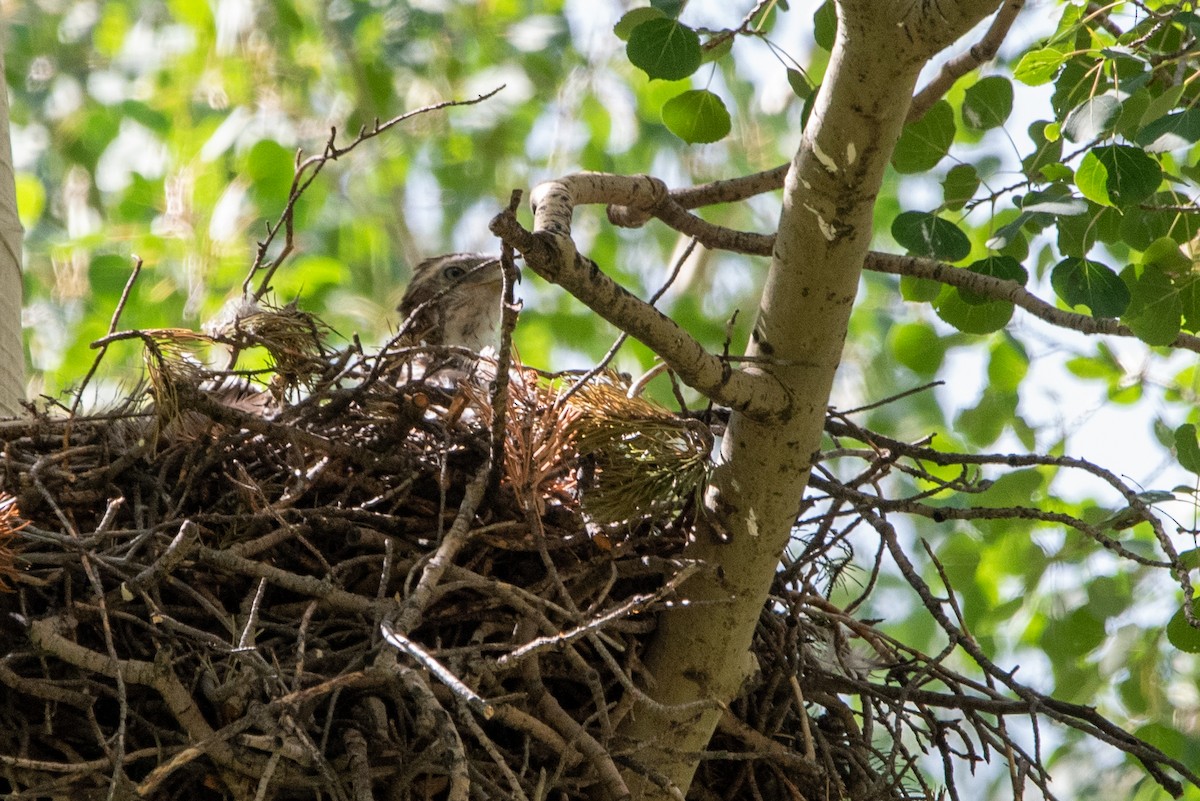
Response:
[489, 177, 792, 420]
[241, 87, 504, 301]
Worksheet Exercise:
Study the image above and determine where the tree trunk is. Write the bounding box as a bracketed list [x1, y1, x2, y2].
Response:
[617, 2, 1003, 796]
[0, 42, 25, 416]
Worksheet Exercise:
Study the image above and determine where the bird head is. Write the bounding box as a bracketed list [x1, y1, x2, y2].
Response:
[397, 254, 504, 351]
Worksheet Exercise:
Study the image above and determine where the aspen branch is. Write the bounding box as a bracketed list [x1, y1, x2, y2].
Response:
[908, 0, 1026, 121]
[865, 252, 1200, 354]
[488, 176, 791, 420]
[603, 184, 1200, 355]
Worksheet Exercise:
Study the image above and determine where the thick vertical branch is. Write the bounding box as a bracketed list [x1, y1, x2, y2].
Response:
[0, 42, 26, 416]
[615, 1, 1003, 797]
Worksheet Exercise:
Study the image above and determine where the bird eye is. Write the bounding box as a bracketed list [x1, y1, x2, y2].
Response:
[443, 265, 467, 280]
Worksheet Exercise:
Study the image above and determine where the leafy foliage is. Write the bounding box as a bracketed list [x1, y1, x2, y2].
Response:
[10, 0, 1200, 798]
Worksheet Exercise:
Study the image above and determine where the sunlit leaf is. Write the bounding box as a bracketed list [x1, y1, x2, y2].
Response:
[1062, 94, 1120, 142]
[1014, 48, 1065, 85]
[661, 89, 731, 143]
[1076, 145, 1162, 208]
[1137, 109, 1200, 153]
[15, 174, 46, 230]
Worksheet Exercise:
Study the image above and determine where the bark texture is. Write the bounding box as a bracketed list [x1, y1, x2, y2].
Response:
[616, 2, 1004, 797]
[0, 42, 24, 416]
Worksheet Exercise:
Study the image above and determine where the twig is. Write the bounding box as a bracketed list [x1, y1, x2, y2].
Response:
[497, 562, 700, 668]
[70, 256, 144, 422]
[390, 462, 491, 632]
[380, 623, 495, 719]
[242, 87, 504, 301]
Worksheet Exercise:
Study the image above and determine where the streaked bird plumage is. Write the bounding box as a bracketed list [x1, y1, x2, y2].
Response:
[397, 253, 503, 352]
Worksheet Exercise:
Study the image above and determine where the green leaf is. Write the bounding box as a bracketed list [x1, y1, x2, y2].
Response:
[1061, 94, 1120, 142]
[1075, 145, 1162, 208]
[701, 34, 733, 63]
[936, 289, 1014, 334]
[962, 76, 1013, 130]
[661, 89, 731, 144]
[959, 256, 1028, 305]
[1043, 606, 1107, 658]
[1022, 120, 1063, 176]
[975, 469, 1043, 508]
[1179, 276, 1200, 333]
[1050, 257, 1131, 317]
[955, 389, 1017, 446]
[891, 211, 971, 261]
[1141, 237, 1191, 273]
[1117, 201, 1195, 250]
[1014, 48, 1065, 85]
[15, 173, 46, 230]
[987, 336, 1029, 393]
[1120, 263, 1182, 346]
[889, 321, 946, 376]
[1056, 203, 1120, 258]
[892, 100, 955, 174]
[786, 68, 812, 100]
[1137, 109, 1200, 153]
[120, 100, 171, 135]
[899, 275, 942, 302]
[626, 18, 701, 81]
[813, 2, 836, 51]
[242, 139, 295, 215]
[942, 164, 980, 211]
[614, 7, 666, 40]
[1166, 600, 1200, 653]
[1138, 84, 1185, 130]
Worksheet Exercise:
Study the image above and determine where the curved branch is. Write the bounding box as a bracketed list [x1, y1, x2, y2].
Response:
[603, 194, 1200, 356]
[669, 164, 790, 209]
[489, 177, 791, 419]
[908, 0, 1026, 121]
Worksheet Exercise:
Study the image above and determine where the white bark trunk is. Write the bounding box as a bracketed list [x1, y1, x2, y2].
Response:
[0, 42, 25, 416]
[617, 2, 1003, 797]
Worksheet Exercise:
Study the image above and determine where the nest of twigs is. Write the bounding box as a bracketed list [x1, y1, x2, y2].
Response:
[0, 303, 899, 801]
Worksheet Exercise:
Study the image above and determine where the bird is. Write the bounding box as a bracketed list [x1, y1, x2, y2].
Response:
[397, 253, 504, 352]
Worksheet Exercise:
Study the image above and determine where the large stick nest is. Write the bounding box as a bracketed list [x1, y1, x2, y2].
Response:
[0, 303, 899, 801]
